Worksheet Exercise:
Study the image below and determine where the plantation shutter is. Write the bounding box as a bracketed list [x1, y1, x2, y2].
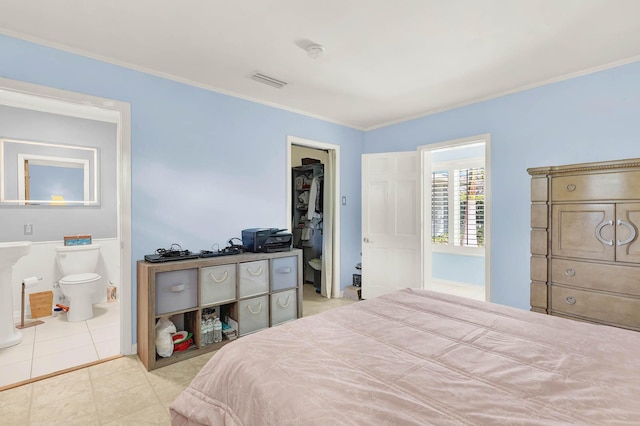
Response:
[431, 170, 449, 244]
[454, 167, 485, 247]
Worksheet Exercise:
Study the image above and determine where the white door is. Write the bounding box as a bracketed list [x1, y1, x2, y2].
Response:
[361, 152, 421, 299]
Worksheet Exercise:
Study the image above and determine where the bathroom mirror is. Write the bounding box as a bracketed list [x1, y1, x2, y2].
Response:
[0, 138, 99, 206]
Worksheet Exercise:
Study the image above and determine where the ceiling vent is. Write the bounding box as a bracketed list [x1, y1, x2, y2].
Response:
[250, 72, 287, 89]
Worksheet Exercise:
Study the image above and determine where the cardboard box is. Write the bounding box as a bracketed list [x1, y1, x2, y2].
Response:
[64, 235, 92, 246]
[301, 157, 321, 165]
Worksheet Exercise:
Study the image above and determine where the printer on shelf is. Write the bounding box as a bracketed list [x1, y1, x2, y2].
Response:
[242, 228, 293, 253]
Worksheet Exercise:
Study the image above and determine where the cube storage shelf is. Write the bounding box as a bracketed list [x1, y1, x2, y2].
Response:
[137, 249, 303, 370]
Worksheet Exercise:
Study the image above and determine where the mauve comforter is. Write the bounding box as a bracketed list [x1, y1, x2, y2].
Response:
[169, 288, 640, 425]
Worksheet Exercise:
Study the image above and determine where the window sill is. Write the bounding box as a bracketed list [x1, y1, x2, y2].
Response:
[431, 245, 485, 257]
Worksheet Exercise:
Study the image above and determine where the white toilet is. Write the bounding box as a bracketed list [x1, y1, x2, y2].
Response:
[55, 244, 102, 322]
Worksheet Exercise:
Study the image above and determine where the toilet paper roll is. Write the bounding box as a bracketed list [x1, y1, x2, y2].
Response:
[23, 276, 40, 287]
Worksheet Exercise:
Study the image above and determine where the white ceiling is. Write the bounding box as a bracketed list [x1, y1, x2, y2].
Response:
[1, 0, 640, 130]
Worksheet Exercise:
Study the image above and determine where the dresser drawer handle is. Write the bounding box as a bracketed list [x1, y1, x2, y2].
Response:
[565, 296, 576, 305]
[209, 271, 228, 283]
[247, 265, 263, 276]
[595, 220, 614, 246]
[277, 267, 292, 274]
[616, 219, 637, 246]
[566, 183, 576, 192]
[246, 302, 263, 315]
[565, 268, 576, 277]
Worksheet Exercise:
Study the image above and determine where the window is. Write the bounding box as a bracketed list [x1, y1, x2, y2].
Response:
[431, 159, 484, 252]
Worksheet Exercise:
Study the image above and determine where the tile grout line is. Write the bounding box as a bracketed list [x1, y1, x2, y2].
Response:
[27, 322, 38, 425]
[86, 316, 101, 360]
[88, 362, 103, 425]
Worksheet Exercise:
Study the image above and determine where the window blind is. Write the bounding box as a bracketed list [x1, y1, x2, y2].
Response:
[454, 167, 484, 247]
[431, 170, 448, 244]
[431, 166, 484, 248]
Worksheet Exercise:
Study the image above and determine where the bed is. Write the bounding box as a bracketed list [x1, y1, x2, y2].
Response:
[169, 288, 640, 425]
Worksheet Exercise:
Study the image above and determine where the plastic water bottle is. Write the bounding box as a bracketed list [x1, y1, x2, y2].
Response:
[200, 320, 208, 347]
[205, 318, 214, 345]
[213, 317, 222, 343]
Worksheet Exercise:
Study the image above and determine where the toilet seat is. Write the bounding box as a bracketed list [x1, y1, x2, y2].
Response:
[60, 272, 101, 285]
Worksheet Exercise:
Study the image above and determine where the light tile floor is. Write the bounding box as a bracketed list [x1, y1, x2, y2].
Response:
[430, 280, 486, 301]
[0, 301, 120, 388]
[0, 287, 353, 425]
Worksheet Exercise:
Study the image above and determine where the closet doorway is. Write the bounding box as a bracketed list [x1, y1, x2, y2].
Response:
[286, 136, 340, 299]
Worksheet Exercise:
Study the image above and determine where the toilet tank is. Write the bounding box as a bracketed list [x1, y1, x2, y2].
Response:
[55, 244, 101, 276]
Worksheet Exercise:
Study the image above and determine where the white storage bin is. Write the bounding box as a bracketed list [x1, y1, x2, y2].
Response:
[200, 264, 236, 306]
[270, 256, 298, 291]
[238, 295, 269, 336]
[155, 269, 198, 315]
[238, 260, 269, 298]
[270, 289, 297, 326]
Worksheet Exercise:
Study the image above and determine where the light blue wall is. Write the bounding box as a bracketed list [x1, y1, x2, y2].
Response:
[366, 60, 640, 309]
[432, 253, 484, 286]
[0, 35, 365, 343]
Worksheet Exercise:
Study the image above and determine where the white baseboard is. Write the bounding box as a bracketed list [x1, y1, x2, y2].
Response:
[126, 343, 137, 356]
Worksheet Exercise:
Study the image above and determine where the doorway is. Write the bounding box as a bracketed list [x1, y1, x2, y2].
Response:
[421, 134, 491, 301]
[286, 136, 340, 299]
[0, 78, 132, 381]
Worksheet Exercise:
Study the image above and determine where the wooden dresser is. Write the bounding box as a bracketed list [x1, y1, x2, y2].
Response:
[528, 158, 640, 331]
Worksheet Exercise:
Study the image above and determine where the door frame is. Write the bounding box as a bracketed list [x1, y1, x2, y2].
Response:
[419, 134, 491, 302]
[286, 136, 341, 298]
[0, 77, 133, 354]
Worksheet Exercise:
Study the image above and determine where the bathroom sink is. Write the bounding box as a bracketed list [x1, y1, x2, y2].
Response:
[0, 241, 31, 269]
[0, 241, 32, 348]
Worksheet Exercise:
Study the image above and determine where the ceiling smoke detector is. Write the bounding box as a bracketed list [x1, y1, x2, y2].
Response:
[305, 43, 325, 59]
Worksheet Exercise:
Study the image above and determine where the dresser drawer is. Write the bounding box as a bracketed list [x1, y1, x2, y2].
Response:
[552, 171, 640, 202]
[270, 256, 298, 291]
[155, 269, 198, 315]
[238, 260, 269, 298]
[199, 264, 236, 306]
[270, 289, 297, 326]
[551, 259, 640, 296]
[237, 295, 269, 336]
[551, 286, 640, 329]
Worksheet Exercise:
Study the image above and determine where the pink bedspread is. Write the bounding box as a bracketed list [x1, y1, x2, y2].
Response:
[170, 288, 640, 425]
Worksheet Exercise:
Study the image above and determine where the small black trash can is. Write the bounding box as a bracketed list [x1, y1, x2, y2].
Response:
[313, 269, 321, 293]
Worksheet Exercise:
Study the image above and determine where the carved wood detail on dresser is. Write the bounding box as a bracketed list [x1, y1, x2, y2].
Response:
[528, 158, 640, 331]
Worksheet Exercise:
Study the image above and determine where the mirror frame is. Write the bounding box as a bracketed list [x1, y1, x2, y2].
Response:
[0, 138, 100, 206]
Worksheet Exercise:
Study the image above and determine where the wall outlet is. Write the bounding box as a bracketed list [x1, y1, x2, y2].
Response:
[342, 196, 347, 206]
[24, 224, 33, 235]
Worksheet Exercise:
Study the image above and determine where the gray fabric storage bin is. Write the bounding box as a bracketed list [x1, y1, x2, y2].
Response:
[270, 289, 297, 326]
[270, 256, 298, 291]
[238, 295, 269, 336]
[238, 260, 269, 298]
[200, 264, 236, 306]
[155, 269, 198, 315]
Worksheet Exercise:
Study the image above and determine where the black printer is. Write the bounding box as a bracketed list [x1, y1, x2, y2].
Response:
[242, 228, 293, 253]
